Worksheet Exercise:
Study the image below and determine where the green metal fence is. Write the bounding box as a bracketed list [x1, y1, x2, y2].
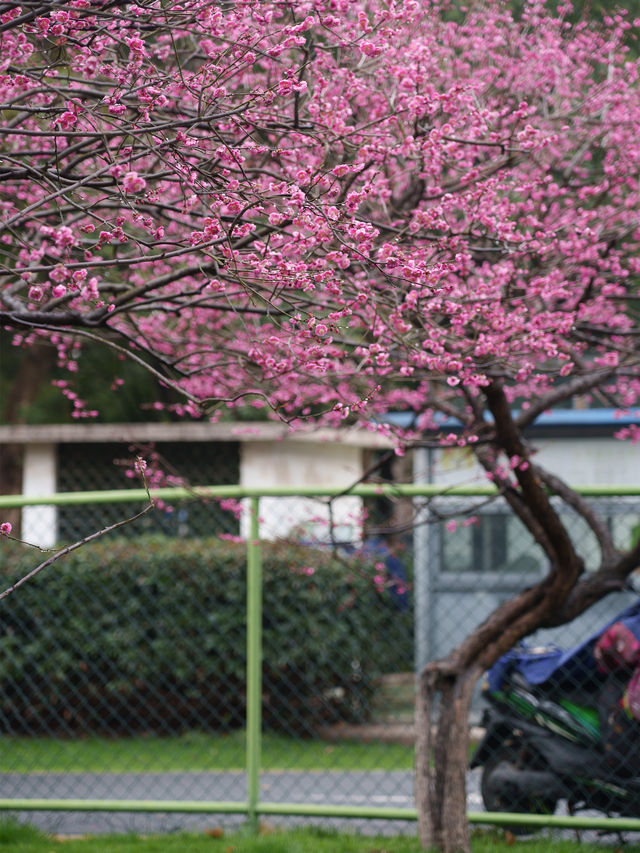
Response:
[1, 484, 640, 836]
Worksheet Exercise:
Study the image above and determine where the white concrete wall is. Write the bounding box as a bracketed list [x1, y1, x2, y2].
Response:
[240, 439, 364, 543]
[22, 443, 57, 547]
[9, 433, 369, 547]
[431, 435, 640, 488]
[534, 436, 640, 486]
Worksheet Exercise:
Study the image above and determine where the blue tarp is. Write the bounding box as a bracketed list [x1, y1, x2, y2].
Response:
[487, 599, 640, 692]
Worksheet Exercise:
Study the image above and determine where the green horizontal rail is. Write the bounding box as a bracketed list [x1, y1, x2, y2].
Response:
[0, 799, 249, 815]
[0, 800, 414, 820]
[468, 811, 640, 831]
[0, 483, 496, 508]
[2, 800, 640, 831]
[3, 483, 640, 509]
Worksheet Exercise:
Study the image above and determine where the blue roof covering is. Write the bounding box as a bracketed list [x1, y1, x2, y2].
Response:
[488, 598, 640, 691]
[385, 407, 640, 432]
[532, 408, 640, 427]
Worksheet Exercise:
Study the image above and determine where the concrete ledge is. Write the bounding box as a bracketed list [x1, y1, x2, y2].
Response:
[0, 421, 393, 448]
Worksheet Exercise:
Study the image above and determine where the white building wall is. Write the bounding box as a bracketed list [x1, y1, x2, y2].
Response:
[431, 436, 640, 489]
[534, 436, 640, 486]
[240, 440, 364, 543]
[22, 443, 57, 548]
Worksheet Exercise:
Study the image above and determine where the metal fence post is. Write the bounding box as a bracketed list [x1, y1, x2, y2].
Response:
[246, 496, 262, 833]
[413, 447, 433, 674]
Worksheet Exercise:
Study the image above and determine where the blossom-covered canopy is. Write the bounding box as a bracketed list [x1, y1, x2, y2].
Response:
[1, 0, 639, 453]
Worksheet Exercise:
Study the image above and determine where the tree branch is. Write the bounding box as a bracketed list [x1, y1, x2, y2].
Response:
[0, 500, 153, 601]
[533, 464, 619, 569]
[484, 379, 582, 575]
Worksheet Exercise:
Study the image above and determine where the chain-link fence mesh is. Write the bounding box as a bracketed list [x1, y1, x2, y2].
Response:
[1, 483, 640, 837]
[432, 495, 640, 831]
[55, 441, 240, 542]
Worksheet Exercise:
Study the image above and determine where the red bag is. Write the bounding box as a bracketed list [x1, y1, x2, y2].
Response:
[594, 622, 640, 673]
[623, 664, 640, 720]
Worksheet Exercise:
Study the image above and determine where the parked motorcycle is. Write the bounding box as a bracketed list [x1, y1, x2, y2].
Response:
[471, 600, 640, 826]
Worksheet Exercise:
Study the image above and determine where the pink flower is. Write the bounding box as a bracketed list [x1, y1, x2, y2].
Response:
[134, 457, 147, 474]
[596, 352, 619, 368]
[359, 41, 384, 57]
[57, 110, 77, 129]
[0, 522, 12, 536]
[28, 285, 43, 301]
[121, 172, 146, 194]
[125, 36, 145, 53]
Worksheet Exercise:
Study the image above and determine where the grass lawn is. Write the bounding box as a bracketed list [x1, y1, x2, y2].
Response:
[1, 822, 639, 853]
[0, 731, 414, 773]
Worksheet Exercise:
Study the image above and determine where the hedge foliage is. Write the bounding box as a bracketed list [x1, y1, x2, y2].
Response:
[0, 536, 413, 735]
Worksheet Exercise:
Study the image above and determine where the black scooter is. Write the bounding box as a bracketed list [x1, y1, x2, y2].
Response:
[471, 600, 640, 824]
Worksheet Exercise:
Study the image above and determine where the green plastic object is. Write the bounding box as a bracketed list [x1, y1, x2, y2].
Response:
[559, 698, 601, 740]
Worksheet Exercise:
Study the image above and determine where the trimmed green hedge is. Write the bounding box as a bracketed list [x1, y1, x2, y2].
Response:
[0, 537, 412, 735]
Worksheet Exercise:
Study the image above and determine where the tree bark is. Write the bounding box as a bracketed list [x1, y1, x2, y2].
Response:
[414, 568, 586, 852]
[416, 663, 482, 853]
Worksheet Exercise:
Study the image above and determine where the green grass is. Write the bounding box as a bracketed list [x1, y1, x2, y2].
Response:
[0, 822, 638, 853]
[0, 731, 414, 773]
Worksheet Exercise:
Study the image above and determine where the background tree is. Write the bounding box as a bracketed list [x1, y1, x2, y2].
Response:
[3, 1, 640, 850]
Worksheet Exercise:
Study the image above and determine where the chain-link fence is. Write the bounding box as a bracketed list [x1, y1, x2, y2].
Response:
[1, 485, 640, 837]
[56, 441, 240, 542]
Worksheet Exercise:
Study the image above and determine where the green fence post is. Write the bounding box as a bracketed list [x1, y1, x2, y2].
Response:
[246, 496, 262, 833]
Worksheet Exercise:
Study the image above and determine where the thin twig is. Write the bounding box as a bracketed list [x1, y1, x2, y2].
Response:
[0, 480, 154, 601]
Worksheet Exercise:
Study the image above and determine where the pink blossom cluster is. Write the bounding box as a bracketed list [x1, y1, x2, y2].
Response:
[1, 0, 640, 476]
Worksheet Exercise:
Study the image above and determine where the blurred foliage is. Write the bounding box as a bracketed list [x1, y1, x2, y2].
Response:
[0, 337, 273, 425]
[0, 536, 413, 735]
[0, 336, 174, 425]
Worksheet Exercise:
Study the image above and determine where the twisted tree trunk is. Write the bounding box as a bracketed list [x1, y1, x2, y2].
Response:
[414, 579, 556, 853]
[416, 663, 481, 853]
[414, 555, 640, 852]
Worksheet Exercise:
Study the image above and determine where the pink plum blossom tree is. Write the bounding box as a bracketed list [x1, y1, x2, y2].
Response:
[3, 0, 640, 849]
